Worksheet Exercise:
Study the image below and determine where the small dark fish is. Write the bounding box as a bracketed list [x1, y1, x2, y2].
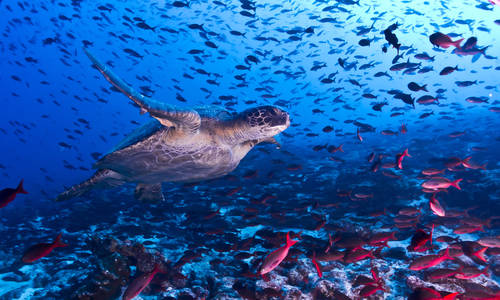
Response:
[358, 39, 371, 46]
[188, 24, 204, 30]
[172, 1, 189, 8]
[205, 41, 218, 48]
[136, 21, 156, 31]
[408, 82, 428, 92]
[414, 52, 434, 61]
[419, 111, 434, 119]
[372, 102, 388, 111]
[374, 72, 392, 79]
[455, 80, 477, 87]
[230, 30, 246, 37]
[240, 11, 255, 18]
[322, 126, 334, 133]
[439, 65, 458, 75]
[394, 92, 415, 107]
[188, 49, 204, 54]
[123, 48, 143, 58]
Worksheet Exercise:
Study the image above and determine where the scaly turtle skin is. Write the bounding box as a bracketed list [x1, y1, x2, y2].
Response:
[56, 49, 290, 202]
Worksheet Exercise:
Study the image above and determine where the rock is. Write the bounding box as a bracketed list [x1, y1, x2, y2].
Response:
[312, 280, 338, 300]
[285, 287, 312, 300]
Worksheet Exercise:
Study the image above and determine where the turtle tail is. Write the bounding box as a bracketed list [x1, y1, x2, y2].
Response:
[56, 169, 124, 201]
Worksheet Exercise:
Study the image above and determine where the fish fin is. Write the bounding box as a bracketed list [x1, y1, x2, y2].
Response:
[453, 38, 464, 48]
[471, 53, 481, 63]
[54, 234, 68, 248]
[473, 247, 488, 262]
[286, 232, 298, 247]
[450, 178, 462, 190]
[16, 179, 28, 194]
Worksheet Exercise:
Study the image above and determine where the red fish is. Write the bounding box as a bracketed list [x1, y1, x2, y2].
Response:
[259, 232, 298, 275]
[122, 264, 162, 300]
[409, 248, 453, 270]
[327, 144, 344, 153]
[453, 224, 483, 234]
[400, 123, 407, 134]
[413, 288, 459, 300]
[421, 177, 462, 191]
[429, 193, 445, 217]
[343, 247, 374, 263]
[429, 32, 463, 48]
[22, 234, 68, 263]
[311, 252, 322, 278]
[454, 266, 488, 279]
[408, 225, 433, 252]
[396, 148, 411, 169]
[461, 157, 487, 170]
[421, 168, 445, 176]
[357, 128, 363, 142]
[0, 179, 28, 208]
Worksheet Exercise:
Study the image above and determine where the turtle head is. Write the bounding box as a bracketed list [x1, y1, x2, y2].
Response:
[239, 105, 290, 140]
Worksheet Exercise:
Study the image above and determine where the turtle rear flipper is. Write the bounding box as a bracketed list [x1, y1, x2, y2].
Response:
[56, 169, 124, 201]
[83, 48, 200, 134]
[134, 183, 164, 202]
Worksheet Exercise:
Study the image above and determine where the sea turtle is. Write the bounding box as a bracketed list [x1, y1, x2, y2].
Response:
[56, 49, 290, 202]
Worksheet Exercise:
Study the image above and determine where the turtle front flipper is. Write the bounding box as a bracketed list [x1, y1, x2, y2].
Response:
[56, 169, 124, 201]
[134, 183, 164, 202]
[83, 48, 201, 134]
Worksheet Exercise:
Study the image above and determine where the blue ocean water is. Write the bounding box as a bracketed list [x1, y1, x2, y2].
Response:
[0, 0, 499, 299]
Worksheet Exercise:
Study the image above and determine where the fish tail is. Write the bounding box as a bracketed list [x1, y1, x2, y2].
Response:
[461, 156, 471, 166]
[473, 246, 488, 262]
[16, 179, 28, 194]
[450, 178, 462, 190]
[482, 266, 489, 276]
[53, 233, 68, 248]
[286, 232, 298, 247]
[443, 247, 451, 259]
[453, 38, 464, 48]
